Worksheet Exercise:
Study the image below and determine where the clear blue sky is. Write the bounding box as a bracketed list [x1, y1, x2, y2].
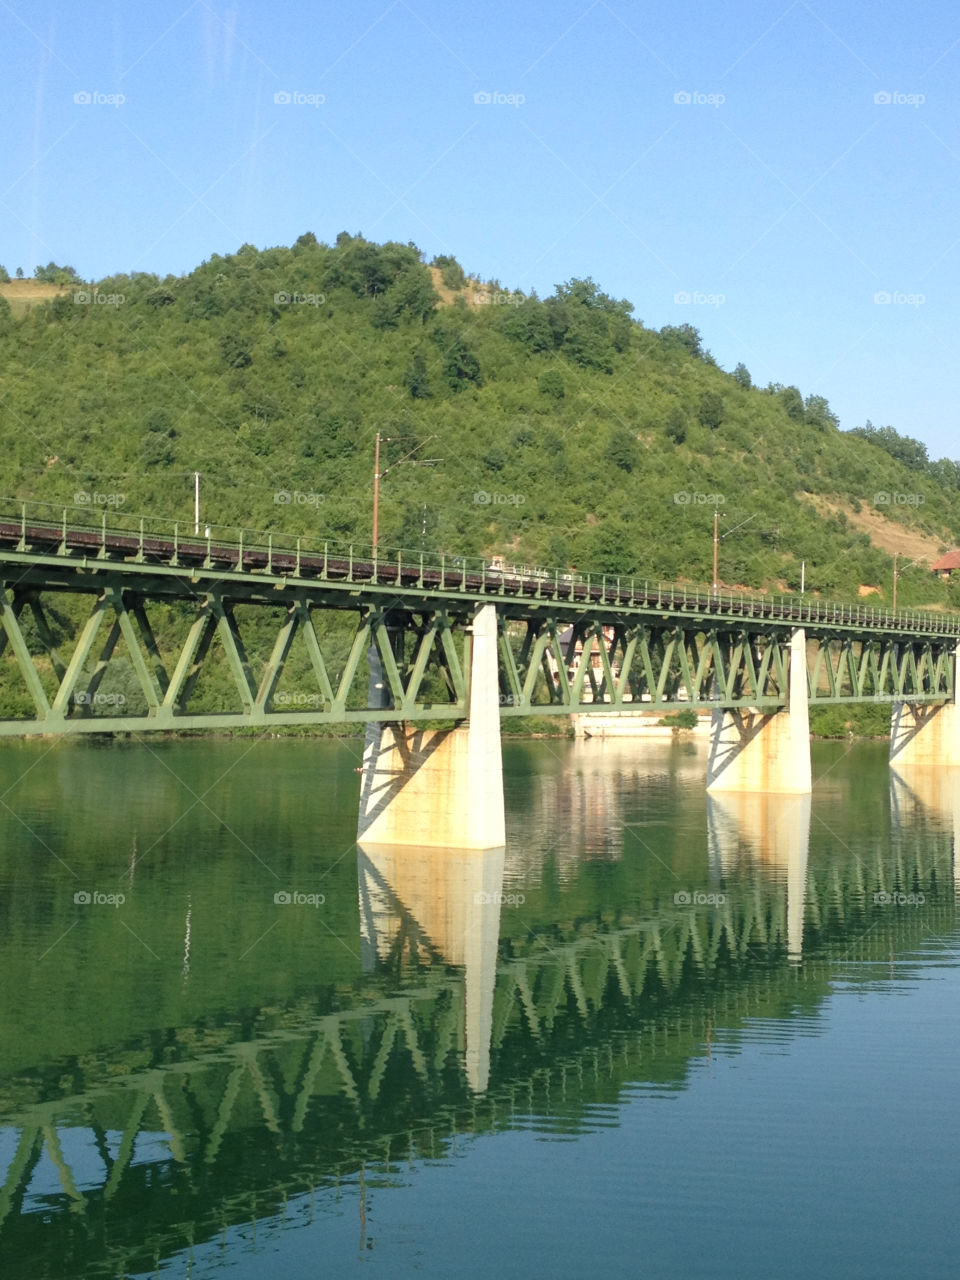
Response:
[3, 0, 959, 455]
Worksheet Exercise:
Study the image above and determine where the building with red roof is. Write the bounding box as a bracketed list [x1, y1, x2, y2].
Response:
[931, 551, 960, 578]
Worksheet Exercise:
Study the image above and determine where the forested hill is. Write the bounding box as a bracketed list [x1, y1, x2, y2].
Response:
[1, 232, 959, 610]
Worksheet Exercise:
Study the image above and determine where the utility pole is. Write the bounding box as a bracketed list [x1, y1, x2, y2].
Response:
[801, 561, 805, 595]
[372, 432, 381, 550]
[372, 432, 440, 552]
[892, 551, 898, 614]
[711, 512, 758, 592]
[193, 471, 200, 535]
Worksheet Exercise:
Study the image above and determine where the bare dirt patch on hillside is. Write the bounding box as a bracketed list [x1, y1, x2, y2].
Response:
[804, 495, 951, 563]
[428, 267, 490, 309]
[1, 280, 69, 317]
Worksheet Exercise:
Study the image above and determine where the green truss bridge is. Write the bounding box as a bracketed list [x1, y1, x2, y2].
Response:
[0, 500, 957, 839]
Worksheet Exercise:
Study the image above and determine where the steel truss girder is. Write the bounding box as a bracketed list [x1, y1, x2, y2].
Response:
[0, 578, 469, 735]
[807, 634, 953, 704]
[0, 579, 954, 734]
[497, 619, 955, 715]
[497, 618, 789, 715]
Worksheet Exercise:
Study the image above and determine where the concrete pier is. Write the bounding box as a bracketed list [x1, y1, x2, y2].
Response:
[357, 603, 506, 849]
[706, 629, 812, 795]
[890, 647, 960, 767]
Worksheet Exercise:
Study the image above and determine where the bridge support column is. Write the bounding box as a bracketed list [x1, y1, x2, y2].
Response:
[357, 603, 506, 849]
[706, 629, 811, 795]
[890, 647, 960, 766]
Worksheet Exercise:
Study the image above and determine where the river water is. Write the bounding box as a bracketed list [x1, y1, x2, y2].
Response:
[1, 735, 958, 1279]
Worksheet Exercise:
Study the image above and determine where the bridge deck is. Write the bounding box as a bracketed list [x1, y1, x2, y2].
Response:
[1, 501, 957, 636]
[0, 501, 956, 734]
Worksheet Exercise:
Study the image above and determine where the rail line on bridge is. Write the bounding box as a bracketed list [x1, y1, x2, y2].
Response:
[0, 500, 957, 741]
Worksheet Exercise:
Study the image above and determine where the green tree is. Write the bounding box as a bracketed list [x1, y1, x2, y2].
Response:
[583, 520, 637, 575]
[660, 324, 703, 359]
[405, 351, 432, 399]
[561, 310, 615, 371]
[497, 298, 556, 353]
[0, 230, 956, 623]
[665, 405, 687, 444]
[732, 362, 752, 388]
[432, 255, 466, 290]
[848, 421, 928, 470]
[34, 262, 80, 284]
[370, 264, 438, 328]
[804, 394, 838, 432]
[435, 326, 482, 391]
[553, 276, 633, 316]
[220, 334, 254, 368]
[699, 391, 726, 430]
[538, 370, 565, 398]
[605, 427, 639, 472]
[779, 385, 805, 421]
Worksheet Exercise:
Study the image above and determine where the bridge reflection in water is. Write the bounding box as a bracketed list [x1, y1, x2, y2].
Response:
[0, 749, 957, 1279]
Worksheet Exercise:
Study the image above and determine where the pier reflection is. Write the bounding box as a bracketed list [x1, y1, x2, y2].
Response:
[890, 764, 960, 892]
[0, 746, 957, 1280]
[358, 842, 505, 1092]
[707, 792, 811, 960]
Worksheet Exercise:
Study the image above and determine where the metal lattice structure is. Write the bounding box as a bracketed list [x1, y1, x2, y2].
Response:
[0, 501, 956, 734]
[497, 618, 954, 714]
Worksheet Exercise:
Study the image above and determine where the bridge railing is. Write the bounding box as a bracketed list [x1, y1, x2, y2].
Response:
[2, 497, 959, 637]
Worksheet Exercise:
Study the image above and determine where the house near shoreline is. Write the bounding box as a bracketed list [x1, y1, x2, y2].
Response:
[931, 551, 960, 580]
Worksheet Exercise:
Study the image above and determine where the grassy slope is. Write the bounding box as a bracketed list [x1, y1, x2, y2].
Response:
[0, 235, 957, 616]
